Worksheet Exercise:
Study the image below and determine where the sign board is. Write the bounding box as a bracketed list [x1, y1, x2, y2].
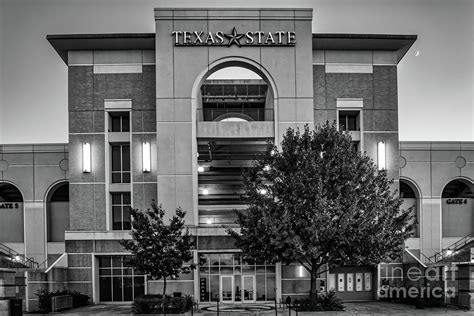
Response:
[172, 27, 296, 47]
[0, 202, 19, 209]
[356, 273, 363, 291]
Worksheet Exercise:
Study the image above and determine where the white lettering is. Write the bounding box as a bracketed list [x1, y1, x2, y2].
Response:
[205, 32, 215, 44]
[276, 31, 285, 44]
[215, 31, 224, 44]
[193, 31, 204, 44]
[288, 31, 296, 44]
[265, 32, 275, 44]
[245, 31, 254, 44]
[171, 31, 182, 44]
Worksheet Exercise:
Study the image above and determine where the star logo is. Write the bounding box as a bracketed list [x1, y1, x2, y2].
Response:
[224, 27, 244, 47]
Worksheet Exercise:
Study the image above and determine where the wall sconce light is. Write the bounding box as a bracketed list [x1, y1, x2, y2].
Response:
[377, 141, 386, 170]
[298, 265, 304, 278]
[82, 142, 91, 173]
[143, 142, 151, 173]
[198, 166, 205, 172]
[202, 189, 209, 195]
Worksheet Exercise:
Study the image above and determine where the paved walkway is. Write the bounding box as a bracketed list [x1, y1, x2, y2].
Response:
[29, 301, 471, 315]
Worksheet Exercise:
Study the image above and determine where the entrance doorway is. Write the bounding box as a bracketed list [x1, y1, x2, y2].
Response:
[220, 276, 234, 302]
[199, 253, 276, 303]
[242, 275, 256, 303]
[219, 275, 256, 303]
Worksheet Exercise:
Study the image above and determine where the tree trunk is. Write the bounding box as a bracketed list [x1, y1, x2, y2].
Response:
[309, 262, 320, 304]
[163, 277, 167, 316]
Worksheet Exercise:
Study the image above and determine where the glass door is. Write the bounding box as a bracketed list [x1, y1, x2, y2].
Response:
[242, 275, 256, 303]
[220, 275, 234, 303]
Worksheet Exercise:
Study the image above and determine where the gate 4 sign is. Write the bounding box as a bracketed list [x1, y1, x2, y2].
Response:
[446, 198, 468, 205]
[172, 27, 296, 47]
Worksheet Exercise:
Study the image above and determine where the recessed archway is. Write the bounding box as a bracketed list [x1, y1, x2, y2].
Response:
[400, 179, 420, 238]
[441, 178, 473, 237]
[46, 182, 69, 242]
[0, 182, 24, 242]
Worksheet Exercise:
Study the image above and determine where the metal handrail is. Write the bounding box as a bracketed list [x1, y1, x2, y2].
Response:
[419, 252, 434, 265]
[0, 242, 38, 269]
[429, 232, 474, 263]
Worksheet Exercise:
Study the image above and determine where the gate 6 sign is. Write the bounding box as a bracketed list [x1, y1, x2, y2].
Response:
[172, 27, 296, 47]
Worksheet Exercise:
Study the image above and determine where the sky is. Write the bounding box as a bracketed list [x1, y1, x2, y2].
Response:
[0, 0, 473, 143]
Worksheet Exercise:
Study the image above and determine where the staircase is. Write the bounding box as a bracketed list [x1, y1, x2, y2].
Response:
[0, 242, 38, 269]
[418, 233, 474, 265]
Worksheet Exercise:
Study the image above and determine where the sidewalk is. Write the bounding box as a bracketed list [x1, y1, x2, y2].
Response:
[28, 301, 471, 315]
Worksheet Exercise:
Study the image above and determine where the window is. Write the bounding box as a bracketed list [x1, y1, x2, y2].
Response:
[99, 256, 145, 301]
[109, 112, 130, 132]
[112, 193, 131, 230]
[338, 111, 360, 131]
[111, 145, 130, 183]
[352, 141, 360, 152]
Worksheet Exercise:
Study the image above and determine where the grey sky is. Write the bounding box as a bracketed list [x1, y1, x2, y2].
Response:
[0, 0, 473, 143]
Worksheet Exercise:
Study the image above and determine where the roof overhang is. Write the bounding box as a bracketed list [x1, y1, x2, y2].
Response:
[47, 33, 155, 64]
[312, 33, 417, 64]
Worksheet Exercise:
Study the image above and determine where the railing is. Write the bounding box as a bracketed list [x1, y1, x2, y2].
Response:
[51, 295, 73, 312]
[197, 108, 273, 122]
[429, 232, 474, 263]
[419, 252, 434, 265]
[0, 242, 38, 269]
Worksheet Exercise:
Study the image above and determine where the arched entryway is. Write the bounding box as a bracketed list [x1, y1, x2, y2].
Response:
[0, 182, 24, 242]
[441, 179, 473, 237]
[46, 182, 70, 242]
[399, 179, 420, 237]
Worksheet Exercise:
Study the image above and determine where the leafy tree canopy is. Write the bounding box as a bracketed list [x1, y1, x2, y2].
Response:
[121, 202, 195, 298]
[228, 122, 415, 301]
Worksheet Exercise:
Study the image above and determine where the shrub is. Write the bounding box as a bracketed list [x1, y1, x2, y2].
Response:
[295, 290, 344, 311]
[36, 288, 90, 313]
[133, 295, 191, 314]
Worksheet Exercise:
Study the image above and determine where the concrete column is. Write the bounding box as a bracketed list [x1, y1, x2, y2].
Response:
[420, 198, 442, 258]
[24, 201, 46, 265]
[457, 263, 474, 310]
[275, 262, 282, 304]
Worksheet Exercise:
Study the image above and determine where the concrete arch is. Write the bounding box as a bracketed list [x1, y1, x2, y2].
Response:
[440, 176, 474, 198]
[399, 177, 423, 199]
[0, 180, 25, 202]
[214, 113, 254, 122]
[191, 56, 280, 101]
[44, 180, 69, 244]
[399, 177, 421, 238]
[0, 181, 25, 244]
[440, 176, 473, 238]
[44, 179, 69, 203]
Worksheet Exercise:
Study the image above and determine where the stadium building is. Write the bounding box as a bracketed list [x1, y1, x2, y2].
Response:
[0, 7, 472, 312]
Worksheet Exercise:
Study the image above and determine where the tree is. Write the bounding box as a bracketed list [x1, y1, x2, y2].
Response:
[228, 122, 415, 303]
[121, 202, 195, 302]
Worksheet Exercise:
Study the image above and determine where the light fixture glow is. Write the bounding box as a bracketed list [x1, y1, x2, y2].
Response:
[14, 255, 21, 262]
[298, 265, 304, 277]
[206, 218, 213, 225]
[446, 249, 453, 256]
[82, 142, 91, 173]
[142, 142, 151, 172]
[203, 189, 209, 195]
[259, 188, 267, 195]
[198, 166, 205, 172]
[377, 141, 386, 170]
